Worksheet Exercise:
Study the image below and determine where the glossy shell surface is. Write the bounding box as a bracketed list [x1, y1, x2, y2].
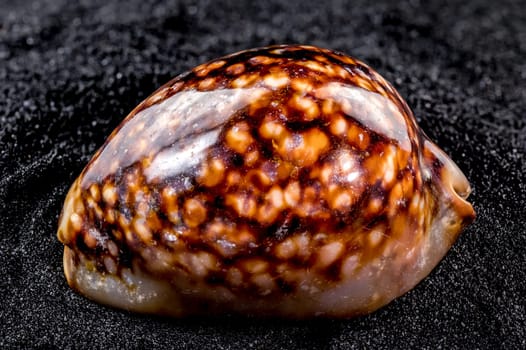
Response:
[57, 45, 475, 318]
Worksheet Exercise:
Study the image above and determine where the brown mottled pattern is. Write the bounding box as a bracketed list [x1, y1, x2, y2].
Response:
[57, 45, 475, 317]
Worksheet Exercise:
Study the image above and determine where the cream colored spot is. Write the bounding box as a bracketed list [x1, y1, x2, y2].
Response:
[198, 158, 225, 187]
[234, 227, 256, 246]
[291, 79, 314, 93]
[293, 186, 325, 218]
[70, 213, 82, 232]
[340, 254, 361, 279]
[89, 184, 100, 202]
[177, 252, 216, 278]
[194, 60, 226, 77]
[329, 190, 353, 211]
[284, 181, 300, 207]
[316, 241, 345, 269]
[330, 114, 348, 136]
[84, 228, 100, 249]
[198, 77, 216, 90]
[212, 239, 238, 258]
[241, 259, 269, 274]
[257, 185, 285, 224]
[322, 99, 338, 115]
[368, 228, 385, 248]
[319, 165, 333, 184]
[264, 72, 290, 89]
[278, 263, 302, 285]
[73, 196, 85, 214]
[289, 94, 319, 121]
[183, 198, 207, 228]
[251, 273, 275, 295]
[383, 149, 397, 187]
[118, 211, 130, 228]
[135, 191, 151, 217]
[347, 123, 370, 150]
[409, 193, 421, 216]
[363, 144, 397, 188]
[226, 63, 245, 75]
[388, 182, 404, 217]
[167, 81, 182, 94]
[367, 197, 384, 215]
[247, 169, 272, 188]
[226, 170, 242, 188]
[161, 187, 180, 224]
[259, 119, 286, 140]
[275, 238, 297, 260]
[104, 256, 117, 275]
[245, 150, 259, 166]
[161, 229, 184, 250]
[104, 208, 116, 224]
[278, 128, 329, 166]
[133, 218, 152, 243]
[266, 186, 284, 208]
[298, 60, 328, 74]
[107, 240, 119, 257]
[226, 122, 254, 154]
[232, 73, 259, 88]
[86, 197, 103, 220]
[102, 183, 117, 206]
[208, 60, 226, 70]
[195, 251, 218, 274]
[292, 233, 311, 260]
[226, 267, 243, 287]
[225, 192, 257, 219]
[249, 55, 274, 65]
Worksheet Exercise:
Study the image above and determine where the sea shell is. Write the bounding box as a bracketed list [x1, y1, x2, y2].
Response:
[57, 45, 475, 318]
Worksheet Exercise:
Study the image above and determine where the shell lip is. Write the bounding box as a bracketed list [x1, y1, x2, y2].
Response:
[423, 139, 475, 223]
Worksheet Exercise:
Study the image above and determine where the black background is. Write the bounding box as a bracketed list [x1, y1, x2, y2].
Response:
[1, 0, 525, 348]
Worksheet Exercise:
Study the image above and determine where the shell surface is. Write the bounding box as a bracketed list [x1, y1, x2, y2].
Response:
[57, 45, 475, 318]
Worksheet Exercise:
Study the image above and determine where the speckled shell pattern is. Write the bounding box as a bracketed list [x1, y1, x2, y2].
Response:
[57, 45, 475, 318]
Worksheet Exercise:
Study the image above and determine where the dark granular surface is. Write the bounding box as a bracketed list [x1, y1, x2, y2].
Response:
[0, 0, 524, 348]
